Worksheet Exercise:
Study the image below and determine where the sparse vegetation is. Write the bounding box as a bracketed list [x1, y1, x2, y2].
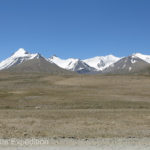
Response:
[0, 72, 149, 138]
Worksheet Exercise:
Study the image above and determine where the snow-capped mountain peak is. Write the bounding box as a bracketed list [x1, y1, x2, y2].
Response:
[49, 55, 79, 70]
[48, 55, 96, 73]
[83, 55, 120, 71]
[12, 48, 29, 57]
[131, 53, 150, 63]
[0, 48, 41, 70]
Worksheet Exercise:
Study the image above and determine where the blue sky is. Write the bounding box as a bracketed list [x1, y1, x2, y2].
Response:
[0, 0, 150, 60]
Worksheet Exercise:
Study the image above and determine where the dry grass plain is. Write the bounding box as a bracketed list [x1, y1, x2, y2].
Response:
[0, 72, 150, 138]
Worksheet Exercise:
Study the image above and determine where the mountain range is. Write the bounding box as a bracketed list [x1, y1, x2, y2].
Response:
[1, 48, 150, 74]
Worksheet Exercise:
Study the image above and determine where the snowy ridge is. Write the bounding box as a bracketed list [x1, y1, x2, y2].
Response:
[132, 53, 150, 63]
[83, 55, 120, 71]
[48, 55, 96, 73]
[0, 48, 39, 70]
[48, 55, 79, 70]
[49, 55, 120, 71]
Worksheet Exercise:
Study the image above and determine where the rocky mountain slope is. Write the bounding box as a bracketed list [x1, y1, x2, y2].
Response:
[49, 55, 96, 73]
[103, 54, 150, 74]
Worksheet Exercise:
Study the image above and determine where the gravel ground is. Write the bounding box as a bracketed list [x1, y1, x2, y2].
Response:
[0, 138, 149, 150]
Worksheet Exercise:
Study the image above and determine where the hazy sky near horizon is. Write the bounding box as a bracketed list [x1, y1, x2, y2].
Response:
[0, 0, 150, 60]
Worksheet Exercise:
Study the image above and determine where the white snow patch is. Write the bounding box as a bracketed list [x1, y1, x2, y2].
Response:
[78, 67, 84, 70]
[131, 59, 137, 64]
[122, 64, 126, 69]
[129, 67, 132, 71]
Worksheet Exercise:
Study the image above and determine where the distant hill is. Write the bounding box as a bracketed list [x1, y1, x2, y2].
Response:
[4, 55, 74, 75]
[103, 55, 150, 74]
[1, 48, 150, 74]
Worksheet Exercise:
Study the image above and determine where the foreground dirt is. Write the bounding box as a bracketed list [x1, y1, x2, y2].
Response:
[0, 109, 149, 138]
[0, 138, 150, 150]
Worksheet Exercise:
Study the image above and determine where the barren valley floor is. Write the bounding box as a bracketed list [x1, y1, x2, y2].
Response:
[0, 73, 149, 139]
